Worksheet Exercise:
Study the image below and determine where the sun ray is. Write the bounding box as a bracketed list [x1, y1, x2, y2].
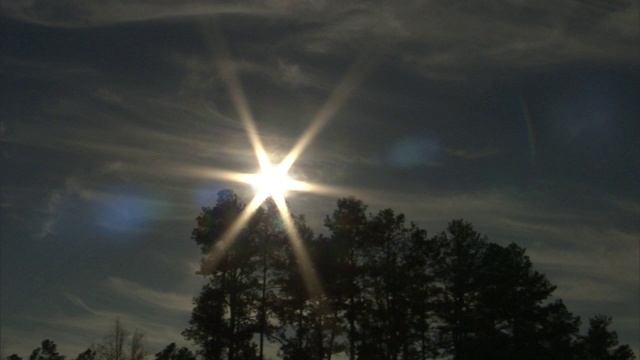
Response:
[179, 165, 255, 184]
[195, 20, 385, 302]
[273, 193, 325, 300]
[200, 191, 270, 274]
[279, 50, 380, 172]
[201, 20, 270, 170]
[298, 181, 373, 198]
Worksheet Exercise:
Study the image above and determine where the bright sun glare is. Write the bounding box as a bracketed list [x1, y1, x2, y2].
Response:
[251, 164, 295, 197]
[197, 23, 374, 300]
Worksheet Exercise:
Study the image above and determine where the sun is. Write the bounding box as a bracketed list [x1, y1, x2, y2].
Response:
[251, 164, 295, 197]
[195, 23, 374, 300]
[246, 158, 311, 200]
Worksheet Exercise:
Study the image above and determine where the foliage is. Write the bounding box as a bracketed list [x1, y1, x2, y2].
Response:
[184, 190, 265, 360]
[154, 343, 195, 360]
[28, 340, 64, 360]
[74, 349, 96, 360]
[182, 191, 635, 360]
[577, 315, 636, 360]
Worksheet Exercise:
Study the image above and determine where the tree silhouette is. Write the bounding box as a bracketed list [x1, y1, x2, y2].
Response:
[185, 190, 264, 360]
[182, 192, 635, 360]
[430, 221, 583, 359]
[431, 220, 488, 359]
[577, 315, 636, 360]
[477, 242, 580, 359]
[402, 224, 440, 360]
[271, 214, 326, 360]
[313, 234, 348, 359]
[254, 200, 286, 360]
[183, 282, 228, 360]
[356, 208, 427, 360]
[28, 340, 64, 360]
[323, 197, 369, 360]
[154, 343, 195, 360]
[94, 318, 127, 360]
[74, 349, 96, 360]
[94, 318, 146, 360]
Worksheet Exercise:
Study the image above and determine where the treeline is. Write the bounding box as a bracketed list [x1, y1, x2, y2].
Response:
[183, 190, 635, 360]
[7, 190, 635, 360]
[5, 319, 195, 360]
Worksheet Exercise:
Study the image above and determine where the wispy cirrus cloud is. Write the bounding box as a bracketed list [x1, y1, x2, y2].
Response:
[4, 1, 637, 69]
[105, 277, 194, 313]
[0, 1, 287, 28]
[34, 175, 96, 240]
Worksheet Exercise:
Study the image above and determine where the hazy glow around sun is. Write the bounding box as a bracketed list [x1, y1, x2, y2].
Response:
[252, 165, 294, 197]
[196, 23, 373, 299]
[246, 159, 311, 200]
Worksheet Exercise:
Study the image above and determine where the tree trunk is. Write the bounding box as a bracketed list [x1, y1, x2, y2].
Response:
[259, 242, 267, 360]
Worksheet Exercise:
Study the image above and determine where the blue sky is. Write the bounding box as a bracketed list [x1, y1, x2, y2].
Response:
[1, 0, 638, 358]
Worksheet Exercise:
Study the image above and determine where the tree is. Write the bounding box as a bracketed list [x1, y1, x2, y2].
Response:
[183, 282, 228, 360]
[182, 193, 635, 360]
[429, 220, 583, 360]
[431, 220, 488, 359]
[536, 300, 582, 359]
[577, 315, 636, 360]
[474, 242, 576, 359]
[254, 199, 287, 360]
[356, 208, 424, 360]
[155, 343, 195, 360]
[6, 355, 23, 360]
[184, 190, 263, 360]
[129, 330, 146, 360]
[323, 197, 369, 360]
[95, 318, 146, 360]
[271, 214, 336, 360]
[29, 340, 64, 360]
[74, 349, 96, 360]
[95, 319, 128, 360]
[312, 234, 348, 360]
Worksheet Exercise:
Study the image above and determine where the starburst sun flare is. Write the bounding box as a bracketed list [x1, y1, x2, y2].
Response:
[194, 22, 376, 299]
[248, 162, 309, 199]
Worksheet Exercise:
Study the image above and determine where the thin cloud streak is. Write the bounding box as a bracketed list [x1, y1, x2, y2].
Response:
[0, 1, 285, 28]
[105, 277, 194, 313]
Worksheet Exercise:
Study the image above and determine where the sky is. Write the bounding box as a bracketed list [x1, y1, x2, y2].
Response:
[1, 0, 639, 358]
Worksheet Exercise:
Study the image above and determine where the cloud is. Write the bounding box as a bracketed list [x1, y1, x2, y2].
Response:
[2, 57, 98, 85]
[34, 218, 56, 240]
[105, 277, 194, 313]
[0, 1, 286, 28]
[63, 293, 97, 315]
[4, 0, 637, 72]
[448, 146, 500, 160]
[35, 175, 95, 240]
[527, 228, 638, 290]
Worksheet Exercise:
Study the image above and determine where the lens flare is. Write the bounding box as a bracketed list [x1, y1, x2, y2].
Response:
[519, 94, 537, 163]
[196, 20, 381, 300]
[248, 162, 309, 198]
